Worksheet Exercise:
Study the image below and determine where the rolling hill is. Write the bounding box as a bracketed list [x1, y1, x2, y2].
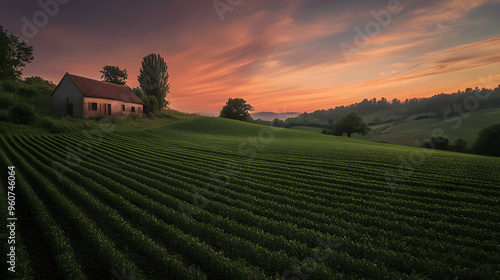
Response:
[356, 108, 500, 145]
[1, 117, 499, 279]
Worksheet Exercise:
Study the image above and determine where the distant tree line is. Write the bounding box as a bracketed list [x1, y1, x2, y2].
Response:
[299, 86, 500, 124]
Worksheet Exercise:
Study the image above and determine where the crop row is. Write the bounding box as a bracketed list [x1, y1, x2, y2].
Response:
[9, 135, 270, 279]
[0, 136, 88, 279]
[22, 134, 500, 278]
[47, 133, 499, 246]
[51, 132, 498, 229]
[72, 132, 499, 213]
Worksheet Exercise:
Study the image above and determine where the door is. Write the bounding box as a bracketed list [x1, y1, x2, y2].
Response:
[107, 104, 111, 116]
[66, 103, 73, 117]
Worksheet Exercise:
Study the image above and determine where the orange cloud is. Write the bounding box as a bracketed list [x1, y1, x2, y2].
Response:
[14, 0, 500, 113]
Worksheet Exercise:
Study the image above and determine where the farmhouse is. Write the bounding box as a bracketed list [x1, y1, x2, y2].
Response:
[52, 73, 144, 118]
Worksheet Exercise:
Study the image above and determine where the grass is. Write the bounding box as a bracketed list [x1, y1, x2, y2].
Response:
[1, 109, 198, 135]
[1, 116, 499, 279]
[288, 126, 324, 133]
[358, 108, 500, 145]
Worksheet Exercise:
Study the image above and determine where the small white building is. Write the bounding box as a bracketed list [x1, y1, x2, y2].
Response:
[52, 73, 144, 118]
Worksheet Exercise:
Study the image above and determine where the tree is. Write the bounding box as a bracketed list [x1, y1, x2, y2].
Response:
[100, 65, 128, 85]
[219, 98, 254, 121]
[271, 118, 284, 127]
[431, 136, 449, 150]
[333, 111, 370, 137]
[473, 123, 500, 157]
[0, 26, 34, 81]
[8, 103, 36, 124]
[24, 76, 55, 86]
[453, 138, 468, 153]
[138, 53, 170, 111]
[143, 95, 159, 114]
[131, 86, 145, 100]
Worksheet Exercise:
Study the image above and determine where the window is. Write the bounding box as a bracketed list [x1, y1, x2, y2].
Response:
[131, 106, 135, 113]
[91, 103, 98, 111]
[122, 105, 125, 112]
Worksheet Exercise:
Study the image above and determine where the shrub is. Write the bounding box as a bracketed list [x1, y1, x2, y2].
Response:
[8, 103, 37, 124]
[88, 115, 104, 121]
[431, 136, 449, 150]
[36, 116, 71, 133]
[453, 138, 468, 153]
[17, 86, 38, 97]
[473, 123, 500, 157]
[421, 136, 450, 150]
[271, 118, 285, 127]
[0, 94, 19, 110]
[0, 110, 9, 122]
[1, 80, 21, 93]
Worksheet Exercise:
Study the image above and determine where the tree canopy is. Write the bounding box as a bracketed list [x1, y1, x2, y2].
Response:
[0, 26, 34, 81]
[220, 98, 254, 121]
[138, 53, 170, 111]
[332, 111, 370, 137]
[100, 65, 128, 85]
[473, 122, 500, 157]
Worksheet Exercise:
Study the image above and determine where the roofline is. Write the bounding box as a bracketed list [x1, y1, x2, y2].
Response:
[52, 72, 145, 104]
[50, 72, 70, 96]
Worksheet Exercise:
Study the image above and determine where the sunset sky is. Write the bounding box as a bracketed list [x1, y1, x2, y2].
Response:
[2, 0, 500, 113]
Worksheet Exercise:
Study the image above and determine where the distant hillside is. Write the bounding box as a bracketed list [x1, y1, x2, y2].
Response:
[251, 111, 300, 121]
[354, 108, 500, 146]
[285, 85, 500, 128]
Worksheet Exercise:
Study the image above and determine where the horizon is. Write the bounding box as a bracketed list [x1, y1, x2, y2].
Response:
[2, 0, 500, 114]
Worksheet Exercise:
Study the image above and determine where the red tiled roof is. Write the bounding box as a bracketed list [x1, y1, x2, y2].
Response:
[66, 73, 144, 104]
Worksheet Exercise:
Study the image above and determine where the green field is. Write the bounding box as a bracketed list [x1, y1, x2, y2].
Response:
[357, 108, 500, 145]
[1, 117, 499, 279]
[289, 126, 324, 133]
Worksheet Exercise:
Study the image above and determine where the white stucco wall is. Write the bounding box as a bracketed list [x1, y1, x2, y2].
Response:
[52, 75, 84, 118]
[83, 97, 143, 118]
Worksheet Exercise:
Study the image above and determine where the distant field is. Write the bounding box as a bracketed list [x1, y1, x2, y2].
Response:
[1, 117, 499, 279]
[354, 108, 500, 145]
[289, 126, 324, 133]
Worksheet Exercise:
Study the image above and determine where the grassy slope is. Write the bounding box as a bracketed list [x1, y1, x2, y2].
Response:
[295, 108, 500, 146]
[146, 117, 500, 176]
[289, 126, 324, 133]
[357, 108, 500, 145]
